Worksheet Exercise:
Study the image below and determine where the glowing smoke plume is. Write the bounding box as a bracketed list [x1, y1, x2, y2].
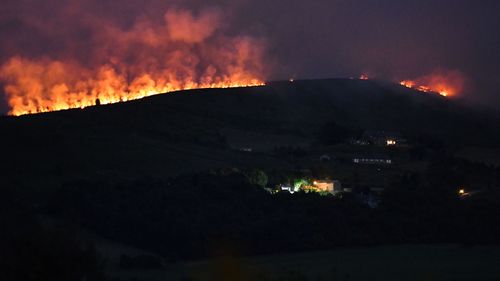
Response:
[0, 8, 266, 116]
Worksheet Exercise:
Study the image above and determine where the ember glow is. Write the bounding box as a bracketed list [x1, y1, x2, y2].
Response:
[399, 70, 465, 98]
[400, 80, 449, 97]
[0, 8, 266, 116]
[359, 74, 369, 80]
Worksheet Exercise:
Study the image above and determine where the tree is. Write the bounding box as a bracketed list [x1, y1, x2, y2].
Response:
[243, 169, 268, 188]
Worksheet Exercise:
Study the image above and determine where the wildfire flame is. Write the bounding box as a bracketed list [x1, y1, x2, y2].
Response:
[0, 8, 266, 116]
[400, 80, 449, 97]
[399, 70, 465, 98]
[359, 74, 369, 80]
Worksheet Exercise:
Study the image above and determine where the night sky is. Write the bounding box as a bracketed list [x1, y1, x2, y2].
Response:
[1, 0, 499, 114]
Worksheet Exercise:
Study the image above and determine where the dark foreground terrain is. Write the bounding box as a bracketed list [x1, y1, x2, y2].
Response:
[114, 244, 500, 281]
[1, 79, 500, 281]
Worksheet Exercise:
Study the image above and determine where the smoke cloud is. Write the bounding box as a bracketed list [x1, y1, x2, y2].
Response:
[165, 9, 221, 43]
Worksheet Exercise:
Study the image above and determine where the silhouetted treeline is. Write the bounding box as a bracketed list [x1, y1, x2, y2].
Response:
[42, 159, 500, 261]
[1, 156, 499, 277]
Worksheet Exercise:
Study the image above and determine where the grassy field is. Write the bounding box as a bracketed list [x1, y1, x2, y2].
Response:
[106, 244, 500, 281]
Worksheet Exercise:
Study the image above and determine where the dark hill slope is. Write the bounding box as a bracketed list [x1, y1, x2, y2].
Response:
[1, 78, 498, 188]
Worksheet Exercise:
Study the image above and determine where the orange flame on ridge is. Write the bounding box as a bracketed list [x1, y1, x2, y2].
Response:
[1, 57, 264, 116]
[399, 70, 465, 98]
[0, 8, 266, 116]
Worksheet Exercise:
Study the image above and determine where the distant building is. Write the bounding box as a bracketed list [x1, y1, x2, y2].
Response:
[350, 138, 370, 146]
[307, 180, 343, 195]
[362, 130, 406, 146]
[353, 155, 392, 165]
[386, 139, 397, 146]
[279, 179, 343, 195]
[458, 188, 483, 199]
[280, 185, 296, 193]
[342, 187, 353, 193]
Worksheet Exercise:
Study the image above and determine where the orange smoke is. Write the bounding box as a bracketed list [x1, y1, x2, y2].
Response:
[399, 70, 465, 98]
[0, 9, 266, 116]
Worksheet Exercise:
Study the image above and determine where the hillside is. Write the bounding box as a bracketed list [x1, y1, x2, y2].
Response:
[1, 78, 499, 188]
[2, 78, 500, 280]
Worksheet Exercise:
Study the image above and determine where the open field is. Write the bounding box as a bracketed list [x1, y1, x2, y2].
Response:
[106, 244, 500, 281]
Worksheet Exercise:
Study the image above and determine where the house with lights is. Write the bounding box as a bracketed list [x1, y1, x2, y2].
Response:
[279, 179, 343, 195]
[303, 180, 343, 195]
[362, 130, 406, 146]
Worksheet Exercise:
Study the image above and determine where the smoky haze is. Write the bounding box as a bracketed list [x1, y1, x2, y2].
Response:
[1, 0, 500, 114]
